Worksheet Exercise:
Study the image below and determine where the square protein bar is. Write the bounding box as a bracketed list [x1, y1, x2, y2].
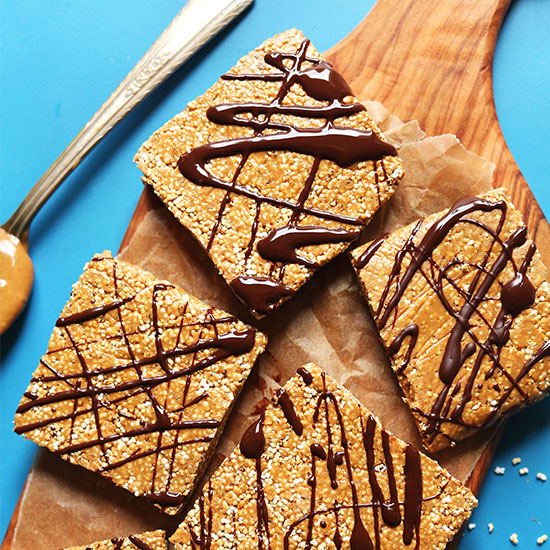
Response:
[171, 364, 477, 550]
[14, 252, 267, 515]
[351, 188, 550, 452]
[135, 29, 403, 317]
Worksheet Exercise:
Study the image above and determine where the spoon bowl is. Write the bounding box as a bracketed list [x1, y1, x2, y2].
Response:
[0, 228, 33, 334]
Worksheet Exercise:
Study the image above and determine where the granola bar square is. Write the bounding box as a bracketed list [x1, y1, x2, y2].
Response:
[351, 188, 550, 451]
[171, 364, 477, 550]
[135, 29, 403, 317]
[14, 252, 267, 515]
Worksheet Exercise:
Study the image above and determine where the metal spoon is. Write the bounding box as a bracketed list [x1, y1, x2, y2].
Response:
[0, 0, 253, 334]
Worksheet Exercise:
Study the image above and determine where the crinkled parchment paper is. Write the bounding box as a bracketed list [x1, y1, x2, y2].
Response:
[9, 101, 497, 549]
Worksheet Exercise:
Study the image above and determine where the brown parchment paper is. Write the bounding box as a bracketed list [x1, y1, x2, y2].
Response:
[8, 101, 497, 550]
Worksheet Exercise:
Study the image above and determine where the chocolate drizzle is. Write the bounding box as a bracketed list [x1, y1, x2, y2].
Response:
[178, 39, 397, 314]
[362, 415, 401, 529]
[354, 234, 389, 270]
[355, 196, 549, 445]
[403, 446, 423, 548]
[56, 297, 132, 327]
[240, 414, 271, 549]
[240, 415, 266, 459]
[190, 367, 452, 549]
[500, 272, 535, 316]
[257, 224, 359, 268]
[279, 371, 429, 550]
[15, 257, 258, 508]
[387, 324, 419, 374]
[128, 535, 154, 550]
[190, 480, 214, 550]
[297, 367, 313, 385]
[275, 389, 304, 436]
[230, 275, 294, 315]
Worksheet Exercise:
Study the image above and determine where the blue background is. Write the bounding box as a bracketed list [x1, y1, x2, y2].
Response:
[1, 1, 548, 547]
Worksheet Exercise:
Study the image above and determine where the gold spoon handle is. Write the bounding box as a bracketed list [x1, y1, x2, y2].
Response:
[3, 0, 253, 239]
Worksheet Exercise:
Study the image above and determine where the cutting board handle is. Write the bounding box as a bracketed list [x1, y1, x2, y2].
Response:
[326, 0, 510, 135]
[326, 0, 550, 266]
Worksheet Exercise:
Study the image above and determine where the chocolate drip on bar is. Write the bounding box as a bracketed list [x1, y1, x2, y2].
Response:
[387, 323, 419, 374]
[240, 414, 271, 550]
[16, 258, 258, 508]
[128, 535, 154, 550]
[500, 272, 535, 315]
[362, 415, 401, 528]
[354, 234, 389, 270]
[230, 275, 294, 315]
[190, 480, 214, 550]
[178, 39, 396, 313]
[297, 367, 313, 385]
[275, 388, 304, 436]
[257, 224, 359, 268]
[356, 196, 547, 444]
[403, 446, 423, 548]
[55, 297, 132, 327]
[240, 415, 266, 459]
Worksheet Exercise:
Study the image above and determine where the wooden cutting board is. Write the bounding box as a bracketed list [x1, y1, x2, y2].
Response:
[4, 0, 549, 548]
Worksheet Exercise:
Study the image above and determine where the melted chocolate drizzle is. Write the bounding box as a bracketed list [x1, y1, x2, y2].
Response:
[195, 368, 446, 549]
[15, 257, 257, 508]
[283, 371, 426, 550]
[354, 234, 389, 270]
[275, 388, 304, 436]
[178, 39, 397, 314]
[128, 535, 154, 550]
[240, 414, 271, 549]
[500, 272, 535, 316]
[230, 275, 294, 315]
[297, 367, 313, 385]
[387, 323, 419, 374]
[55, 297, 132, 327]
[190, 480, 214, 550]
[356, 196, 549, 445]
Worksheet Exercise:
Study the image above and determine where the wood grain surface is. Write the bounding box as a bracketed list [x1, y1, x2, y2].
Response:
[4, 0, 549, 548]
[325, 0, 550, 265]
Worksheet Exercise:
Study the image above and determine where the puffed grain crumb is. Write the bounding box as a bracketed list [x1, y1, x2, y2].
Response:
[488, 523, 494, 533]
[14, 252, 267, 515]
[494, 467, 506, 475]
[512, 457, 522, 466]
[536, 473, 547, 482]
[510, 533, 519, 546]
[468, 523, 476, 531]
[537, 534, 548, 545]
[519, 467, 529, 476]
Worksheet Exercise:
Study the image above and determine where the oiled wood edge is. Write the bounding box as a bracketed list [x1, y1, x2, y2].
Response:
[1, 477, 28, 550]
